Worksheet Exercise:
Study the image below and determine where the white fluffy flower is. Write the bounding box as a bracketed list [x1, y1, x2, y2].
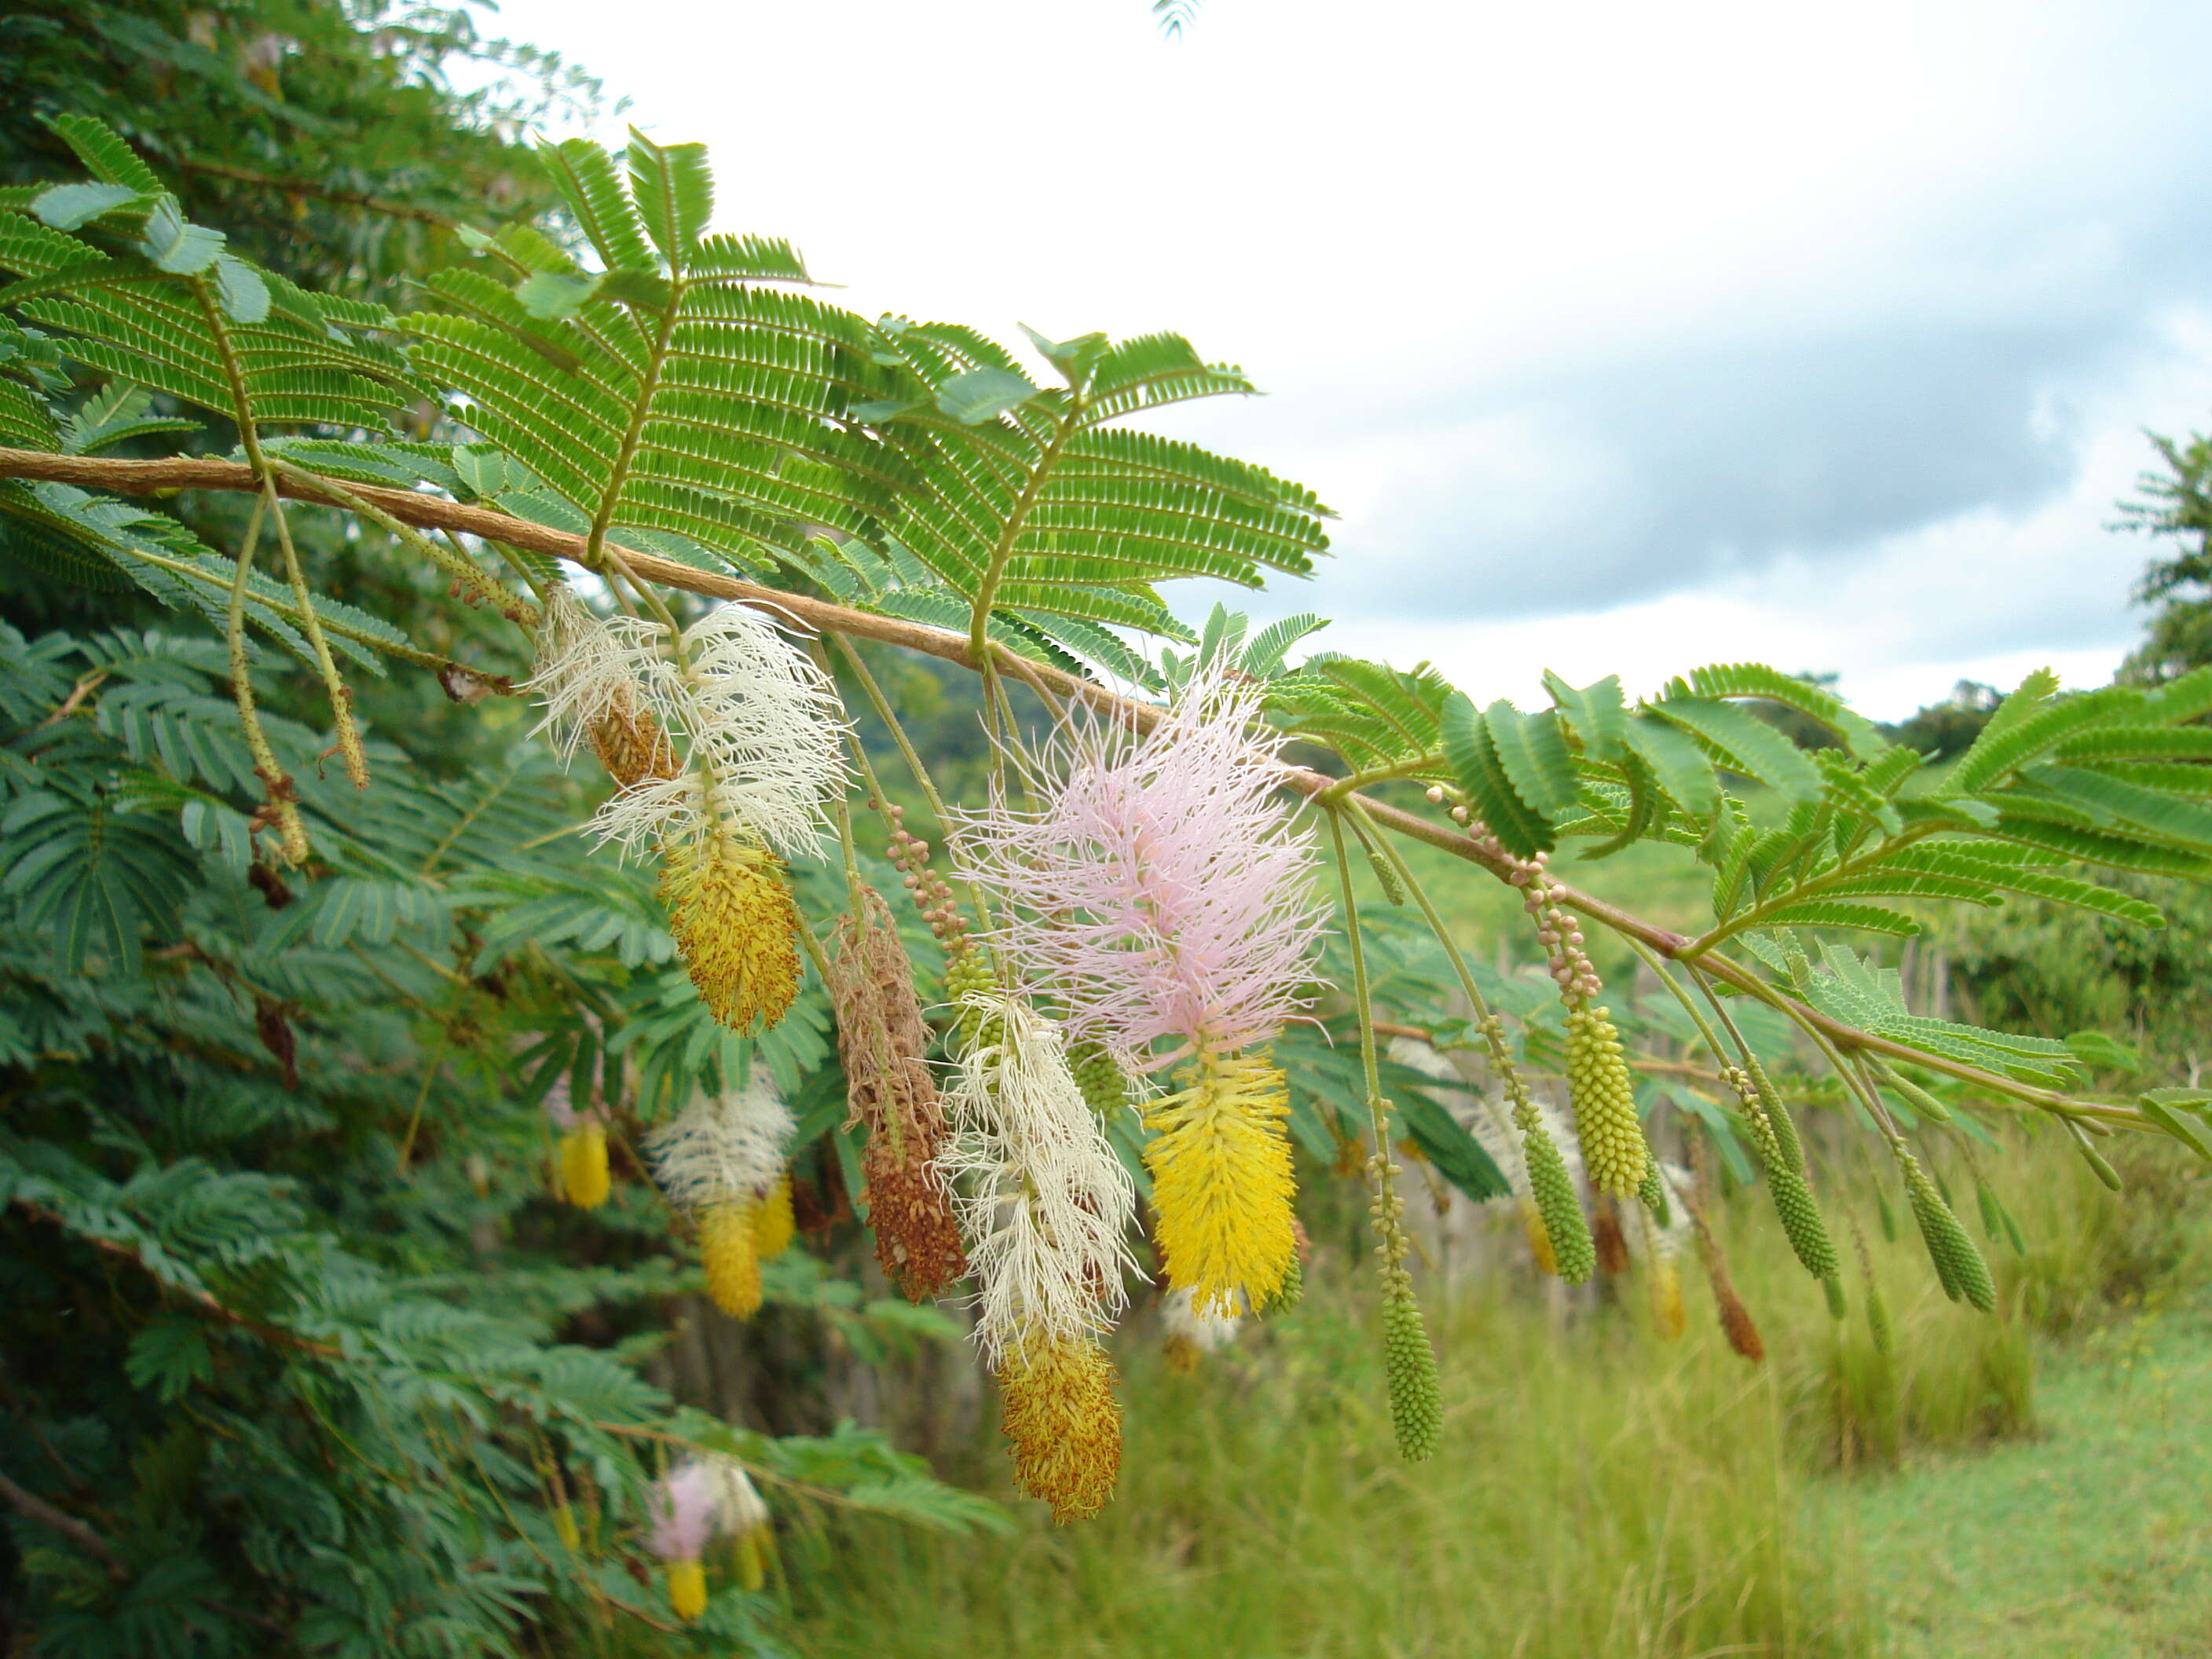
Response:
[940, 990, 1140, 1365]
[587, 606, 846, 862]
[645, 1075, 794, 1213]
[526, 589, 647, 761]
[702, 1454, 770, 1536]
[1161, 1285, 1244, 1353]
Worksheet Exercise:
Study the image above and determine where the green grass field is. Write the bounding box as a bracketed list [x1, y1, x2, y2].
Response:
[782, 1134, 2208, 1659]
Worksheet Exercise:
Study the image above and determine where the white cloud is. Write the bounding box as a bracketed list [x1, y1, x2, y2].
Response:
[489, 0, 2212, 715]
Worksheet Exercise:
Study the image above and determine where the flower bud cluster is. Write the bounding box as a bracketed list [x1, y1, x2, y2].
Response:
[1423, 786, 1599, 1003]
[881, 800, 968, 950]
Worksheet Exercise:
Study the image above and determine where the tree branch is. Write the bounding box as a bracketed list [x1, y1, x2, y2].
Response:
[0, 1468, 123, 1577]
[0, 446, 2154, 1126]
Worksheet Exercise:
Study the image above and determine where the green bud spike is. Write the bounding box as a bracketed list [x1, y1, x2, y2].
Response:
[1565, 1005, 1649, 1199]
[1866, 1277, 1895, 1356]
[1898, 1148, 1995, 1313]
[1364, 842, 1406, 905]
[1525, 1123, 1597, 1285]
[1636, 1162, 1671, 1226]
[1380, 1278, 1442, 1463]
[1975, 1180, 2005, 1243]
[1765, 1157, 1839, 1282]
[1272, 1251, 1305, 1313]
[1069, 1041, 1131, 1116]
[1743, 1055, 1804, 1172]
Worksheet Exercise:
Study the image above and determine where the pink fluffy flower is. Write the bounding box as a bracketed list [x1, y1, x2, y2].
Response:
[647, 1463, 720, 1562]
[952, 672, 1325, 1069]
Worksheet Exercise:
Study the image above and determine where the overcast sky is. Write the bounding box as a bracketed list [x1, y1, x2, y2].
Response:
[486, 0, 2212, 717]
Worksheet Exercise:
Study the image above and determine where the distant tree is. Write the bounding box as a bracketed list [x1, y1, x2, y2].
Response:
[0, 0, 593, 299]
[2115, 428, 2212, 683]
[1745, 670, 1845, 750]
[1878, 679, 2002, 760]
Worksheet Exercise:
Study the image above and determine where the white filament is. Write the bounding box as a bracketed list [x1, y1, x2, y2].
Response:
[533, 598, 846, 862]
[940, 990, 1139, 1366]
[1162, 1285, 1244, 1353]
[645, 1076, 794, 1212]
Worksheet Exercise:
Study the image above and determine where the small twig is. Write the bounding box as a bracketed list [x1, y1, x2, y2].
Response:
[0, 1469, 122, 1577]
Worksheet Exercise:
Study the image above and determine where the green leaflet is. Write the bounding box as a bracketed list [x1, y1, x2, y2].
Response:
[1645, 694, 1823, 801]
[1677, 662, 1890, 760]
[1544, 669, 1628, 761]
[1753, 899, 1922, 939]
[1439, 692, 1555, 857]
[1624, 710, 1722, 820]
[1946, 683, 2144, 793]
[1269, 657, 1453, 771]
[1485, 700, 1579, 818]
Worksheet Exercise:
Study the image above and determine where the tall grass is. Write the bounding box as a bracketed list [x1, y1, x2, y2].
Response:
[782, 1129, 2207, 1659]
[789, 1265, 1876, 1659]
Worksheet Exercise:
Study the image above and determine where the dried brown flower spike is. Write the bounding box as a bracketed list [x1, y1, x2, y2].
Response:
[828, 884, 968, 1299]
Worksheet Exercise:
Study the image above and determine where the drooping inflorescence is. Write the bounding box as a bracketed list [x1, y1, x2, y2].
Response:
[1368, 1150, 1442, 1463]
[1723, 1062, 1840, 1286]
[826, 884, 968, 1300]
[939, 987, 1137, 1520]
[953, 671, 1325, 1315]
[1440, 798, 1654, 1205]
[1160, 1284, 1246, 1374]
[543, 1073, 610, 1210]
[531, 595, 846, 1034]
[647, 1455, 772, 1621]
[646, 1077, 796, 1319]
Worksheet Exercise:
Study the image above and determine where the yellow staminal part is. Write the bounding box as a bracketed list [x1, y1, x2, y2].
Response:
[1651, 1257, 1687, 1341]
[752, 1170, 795, 1260]
[665, 1558, 707, 1621]
[700, 1198, 764, 1318]
[558, 1124, 610, 1209]
[1518, 1196, 1558, 1277]
[733, 1525, 770, 1593]
[659, 835, 800, 1033]
[1143, 1050, 1296, 1314]
[997, 1330, 1122, 1523]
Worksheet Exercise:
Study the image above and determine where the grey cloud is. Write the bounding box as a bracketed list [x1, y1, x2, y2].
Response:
[1305, 315, 2143, 622]
[1273, 191, 2212, 626]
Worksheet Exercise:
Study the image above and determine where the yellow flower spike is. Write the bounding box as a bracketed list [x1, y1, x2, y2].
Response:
[658, 835, 800, 1034]
[665, 1558, 708, 1621]
[752, 1170, 795, 1260]
[699, 1198, 764, 1318]
[997, 1329, 1122, 1523]
[1518, 1196, 1558, 1277]
[558, 1123, 610, 1209]
[1142, 1049, 1295, 1313]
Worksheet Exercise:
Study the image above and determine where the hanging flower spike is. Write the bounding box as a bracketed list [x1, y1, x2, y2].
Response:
[940, 990, 1137, 1364]
[647, 1077, 795, 1319]
[1629, 1162, 1694, 1340]
[648, 1463, 720, 1621]
[1161, 1284, 1245, 1374]
[952, 670, 1325, 1314]
[827, 884, 968, 1300]
[702, 1456, 775, 1593]
[543, 1074, 610, 1210]
[571, 603, 845, 1034]
[940, 988, 1137, 1520]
